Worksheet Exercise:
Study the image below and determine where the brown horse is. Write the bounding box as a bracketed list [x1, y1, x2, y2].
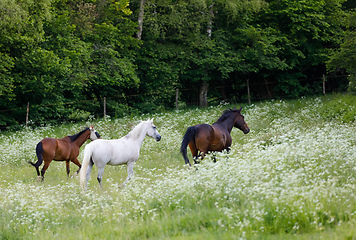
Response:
[180, 107, 249, 165]
[29, 126, 101, 180]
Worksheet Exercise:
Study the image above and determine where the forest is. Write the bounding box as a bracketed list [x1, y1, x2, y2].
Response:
[1, 0, 356, 128]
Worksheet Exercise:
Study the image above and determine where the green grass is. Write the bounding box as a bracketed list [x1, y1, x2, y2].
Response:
[0, 93, 356, 239]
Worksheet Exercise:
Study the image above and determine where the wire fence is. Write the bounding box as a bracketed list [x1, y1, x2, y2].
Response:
[0, 75, 349, 131]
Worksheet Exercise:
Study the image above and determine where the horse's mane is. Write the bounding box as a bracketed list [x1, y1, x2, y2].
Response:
[126, 121, 148, 139]
[69, 127, 89, 142]
[216, 109, 240, 123]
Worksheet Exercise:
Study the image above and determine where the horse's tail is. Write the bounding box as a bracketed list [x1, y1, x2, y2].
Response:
[79, 143, 93, 190]
[180, 126, 197, 165]
[28, 142, 44, 175]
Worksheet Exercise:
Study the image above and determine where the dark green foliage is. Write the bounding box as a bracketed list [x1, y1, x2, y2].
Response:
[320, 94, 356, 122]
[327, 8, 356, 94]
[0, 0, 354, 127]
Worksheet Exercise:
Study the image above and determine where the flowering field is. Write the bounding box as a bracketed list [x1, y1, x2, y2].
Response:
[0, 94, 355, 239]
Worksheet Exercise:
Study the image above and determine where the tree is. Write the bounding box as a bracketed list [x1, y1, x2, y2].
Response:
[139, 0, 267, 107]
[328, 9, 356, 94]
[0, 0, 351, 127]
[0, 53, 15, 125]
[0, 0, 55, 125]
[137, 0, 146, 40]
[137, 0, 212, 107]
[257, 0, 347, 98]
[0, 0, 140, 126]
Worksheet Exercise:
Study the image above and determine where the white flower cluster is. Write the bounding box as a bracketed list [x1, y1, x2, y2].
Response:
[0, 97, 355, 237]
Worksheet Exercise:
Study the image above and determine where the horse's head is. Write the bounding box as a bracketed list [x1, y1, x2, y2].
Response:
[233, 107, 250, 134]
[89, 126, 101, 140]
[146, 119, 161, 141]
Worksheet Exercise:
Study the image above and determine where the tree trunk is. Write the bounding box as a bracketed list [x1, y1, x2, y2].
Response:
[198, 3, 214, 108]
[207, 3, 214, 38]
[199, 80, 209, 108]
[137, 0, 146, 40]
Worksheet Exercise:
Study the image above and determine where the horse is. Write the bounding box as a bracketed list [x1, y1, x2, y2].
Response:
[180, 107, 249, 165]
[79, 119, 161, 190]
[29, 126, 101, 181]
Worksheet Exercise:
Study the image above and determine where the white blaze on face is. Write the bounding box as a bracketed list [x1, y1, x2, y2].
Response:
[89, 126, 100, 140]
[147, 119, 161, 141]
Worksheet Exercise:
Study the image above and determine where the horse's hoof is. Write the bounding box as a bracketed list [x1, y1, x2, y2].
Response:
[37, 176, 43, 181]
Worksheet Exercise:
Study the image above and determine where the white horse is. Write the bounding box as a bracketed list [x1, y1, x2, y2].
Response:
[79, 119, 161, 190]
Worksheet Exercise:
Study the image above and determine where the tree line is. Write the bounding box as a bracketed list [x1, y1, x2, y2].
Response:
[0, 0, 355, 127]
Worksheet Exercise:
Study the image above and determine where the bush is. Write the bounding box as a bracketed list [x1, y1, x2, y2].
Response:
[68, 109, 91, 121]
[320, 94, 356, 122]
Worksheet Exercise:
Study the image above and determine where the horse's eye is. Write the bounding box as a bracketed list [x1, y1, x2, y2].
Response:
[153, 126, 156, 129]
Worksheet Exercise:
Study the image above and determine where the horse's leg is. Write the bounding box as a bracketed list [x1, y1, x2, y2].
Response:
[39, 150, 55, 181]
[66, 160, 70, 177]
[35, 165, 40, 177]
[193, 154, 200, 164]
[212, 152, 217, 162]
[40, 159, 53, 181]
[85, 159, 94, 181]
[194, 151, 206, 164]
[71, 158, 82, 176]
[96, 166, 105, 188]
[200, 151, 207, 160]
[195, 136, 209, 162]
[188, 142, 199, 164]
[120, 162, 134, 188]
[225, 147, 231, 161]
[83, 159, 94, 190]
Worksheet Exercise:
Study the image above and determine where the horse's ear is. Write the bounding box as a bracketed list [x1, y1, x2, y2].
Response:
[239, 107, 242, 112]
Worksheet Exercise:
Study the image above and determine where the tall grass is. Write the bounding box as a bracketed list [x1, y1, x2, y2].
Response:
[0, 94, 355, 239]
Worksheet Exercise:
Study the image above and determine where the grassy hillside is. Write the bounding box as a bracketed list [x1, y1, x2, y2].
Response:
[0, 94, 355, 239]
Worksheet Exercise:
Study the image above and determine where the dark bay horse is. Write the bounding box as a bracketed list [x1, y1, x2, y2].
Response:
[180, 107, 249, 165]
[29, 126, 101, 180]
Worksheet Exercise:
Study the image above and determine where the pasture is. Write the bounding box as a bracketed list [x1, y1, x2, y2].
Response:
[0, 94, 355, 239]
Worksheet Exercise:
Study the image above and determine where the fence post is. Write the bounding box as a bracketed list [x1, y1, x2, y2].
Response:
[323, 74, 326, 96]
[176, 88, 179, 110]
[103, 97, 106, 119]
[247, 79, 251, 105]
[25, 102, 29, 128]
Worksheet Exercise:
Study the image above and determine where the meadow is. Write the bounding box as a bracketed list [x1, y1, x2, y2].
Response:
[0, 94, 355, 240]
